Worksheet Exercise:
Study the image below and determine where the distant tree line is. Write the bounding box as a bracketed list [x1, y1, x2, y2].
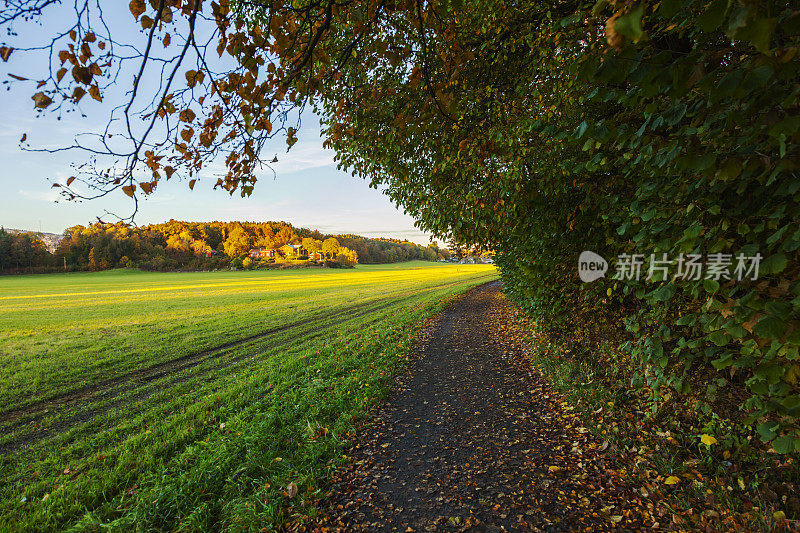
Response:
[0, 222, 441, 273]
[318, 234, 445, 264]
[0, 229, 52, 272]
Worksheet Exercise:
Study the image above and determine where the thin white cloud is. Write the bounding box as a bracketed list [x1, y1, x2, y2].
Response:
[17, 188, 61, 202]
[269, 143, 335, 174]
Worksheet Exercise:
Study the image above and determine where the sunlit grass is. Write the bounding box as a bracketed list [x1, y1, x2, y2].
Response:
[0, 261, 496, 531]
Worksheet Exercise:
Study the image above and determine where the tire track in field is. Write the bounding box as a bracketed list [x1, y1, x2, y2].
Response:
[0, 297, 394, 454]
[0, 275, 497, 454]
[1, 275, 487, 422]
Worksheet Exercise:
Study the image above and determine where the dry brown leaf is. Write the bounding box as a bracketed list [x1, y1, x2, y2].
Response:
[129, 0, 146, 20]
[73, 86, 87, 102]
[179, 108, 196, 122]
[31, 92, 52, 108]
[72, 65, 93, 85]
[89, 84, 102, 102]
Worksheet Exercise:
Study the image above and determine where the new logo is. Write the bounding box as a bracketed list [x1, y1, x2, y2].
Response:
[578, 251, 608, 282]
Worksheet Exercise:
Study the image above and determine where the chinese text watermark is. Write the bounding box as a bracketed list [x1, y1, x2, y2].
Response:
[578, 252, 762, 282]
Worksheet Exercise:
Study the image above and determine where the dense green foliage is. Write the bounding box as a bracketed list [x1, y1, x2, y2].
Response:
[262, 0, 800, 454]
[0, 222, 439, 273]
[0, 263, 497, 530]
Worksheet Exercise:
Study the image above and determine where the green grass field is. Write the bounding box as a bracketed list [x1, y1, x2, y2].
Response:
[0, 262, 497, 531]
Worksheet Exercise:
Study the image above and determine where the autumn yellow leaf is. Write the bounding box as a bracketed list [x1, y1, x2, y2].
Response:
[664, 476, 680, 485]
[700, 434, 717, 446]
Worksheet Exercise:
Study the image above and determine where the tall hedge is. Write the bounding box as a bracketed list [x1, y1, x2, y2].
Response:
[305, 0, 800, 453]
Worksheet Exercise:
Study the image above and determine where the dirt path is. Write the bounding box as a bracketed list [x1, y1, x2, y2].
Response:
[315, 282, 659, 531]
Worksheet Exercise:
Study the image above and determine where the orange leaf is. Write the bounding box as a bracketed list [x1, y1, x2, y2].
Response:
[66, 176, 76, 186]
[31, 92, 52, 108]
[56, 67, 67, 82]
[8, 73, 28, 81]
[72, 86, 87, 102]
[185, 70, 204, 88]
[122, 184, 135, 197]
[0, 46, 12, 62]
[189, 179, 196, 190]
[129, 0, 146, 20]
[179, 108, 196, 122]
[89, 84, 102, 102]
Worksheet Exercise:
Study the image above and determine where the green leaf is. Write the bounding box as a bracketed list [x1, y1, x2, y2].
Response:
[659, 0, 681, 18]
[576, 121, 588, 139]
[754, 316, 786, 340]
[711, 352, 733, 369]
[761, 253, 787, 275]
[755, 362, 784, 384]
[592, 0, 610, 16]
[765, 301, 791, 321]
[614, 5, 646, 43]
[697, 0, 728, 33]
[708, 330, 728, 346]
[703, 279, 720, 294]
[736, 17, 777, 53]
[772, 435, 794, 454]
[717, 158, 742, 181]
[757, 422, 779, 441]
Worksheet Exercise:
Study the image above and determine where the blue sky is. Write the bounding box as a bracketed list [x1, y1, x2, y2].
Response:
[0, 4, 433, 245]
